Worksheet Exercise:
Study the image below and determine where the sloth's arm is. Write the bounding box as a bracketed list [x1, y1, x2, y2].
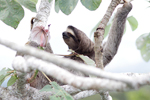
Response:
[103, 3, 132, 67]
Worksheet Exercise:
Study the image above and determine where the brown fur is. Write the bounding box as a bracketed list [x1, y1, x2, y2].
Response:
[63, 26, 95, 61]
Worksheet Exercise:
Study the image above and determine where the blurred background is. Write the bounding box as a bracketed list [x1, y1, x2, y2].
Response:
[0, 0, 150, 99]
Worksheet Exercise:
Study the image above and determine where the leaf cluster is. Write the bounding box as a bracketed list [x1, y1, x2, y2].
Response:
[40, 82, 74, 100]
[136, 33, 150, 62]
[0, 0, 101, 29]
[0, 68, 18, 87]
[0, 0, 38, 29]
[90, 16, 138, 39]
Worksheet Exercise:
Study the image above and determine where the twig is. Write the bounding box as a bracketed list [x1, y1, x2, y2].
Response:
[41, 71, 52, 82]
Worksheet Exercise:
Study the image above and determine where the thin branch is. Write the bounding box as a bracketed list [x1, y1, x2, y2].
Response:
[73, 90, 98, 100]
[61, 85, 81, 94]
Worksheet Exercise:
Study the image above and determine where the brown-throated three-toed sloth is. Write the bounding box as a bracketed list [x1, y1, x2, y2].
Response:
[62, 25, 95, 62]
[62, 25, 95, 63]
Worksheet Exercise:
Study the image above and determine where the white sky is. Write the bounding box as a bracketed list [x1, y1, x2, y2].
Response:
[0, 0, 150, 75]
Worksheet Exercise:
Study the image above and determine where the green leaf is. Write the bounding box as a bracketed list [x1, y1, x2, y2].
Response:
[59, 0, 78, 15]
[7, 76, 17, 86]
[0, 68, 13, 86]
[16, 0, 38, 12]
[0, 68, 12, 76]
[77, 55, 96, 67]
[81, 0, 101, 11]
[0, 0, 24, 29]
[40, 85, 53, 92]
[0, 75, 5, 86]
[90, 20, 112, 39]
[48, 0, 53, 3]
[51, 82, 62, 90]
[50, 95, 63, 100]
[127, 16, 138, 31]
[55, 0, 60, 13]
[50, 82, 73, 100]
[104, 23, 111, 38]
[66, 94, 74, 100]
[40, 82, 73, 100]
[90, 20, 101, 38]
[136, 33, 150, 62]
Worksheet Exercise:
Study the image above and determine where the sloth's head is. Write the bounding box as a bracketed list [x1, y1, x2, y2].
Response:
[62, 25, 94, 55]
[62, 26, 80, 50]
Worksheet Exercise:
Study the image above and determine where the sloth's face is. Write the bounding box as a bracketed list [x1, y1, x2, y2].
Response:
[62, 29, 79, 50]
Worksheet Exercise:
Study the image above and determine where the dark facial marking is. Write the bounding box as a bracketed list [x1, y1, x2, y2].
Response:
[62, 32, 78, 43]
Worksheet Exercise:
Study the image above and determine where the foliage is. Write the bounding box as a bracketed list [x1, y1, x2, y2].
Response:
[127, 16, 138, 31]
[90, 16, 138, 39]
[111, 86, 150, 100]
[0, 0, 24, 29]
[16, 0, 38, 12]
[55, 0, 101, 15]
[0, 0, 102, 29]
[90, 20, 111, 39]
[56, 0, 78, 15]
[126, 86, 150, 100]
[77, 55, 96, 67]
[81, 0, 101, 11]
[40, 82, 73, 100]
[7, 75, 17, 86]
[0, 0, 37, 29]
[136, 33, 150, 62]
[0, 68, 18, 86]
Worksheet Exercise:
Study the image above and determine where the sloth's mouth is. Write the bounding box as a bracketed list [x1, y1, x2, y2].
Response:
[62, 32, 69, 39]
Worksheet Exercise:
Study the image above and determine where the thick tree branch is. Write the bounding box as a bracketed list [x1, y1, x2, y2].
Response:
[94, 0, 120, 69]
[30, 0, 53, 29]
[94, 1, 132, 100]
[0, 85, 51, 100]
[13, 56, 129, 91]
[14, 0, 53, 91]
[29, 0, 53, 43]
[1, 37, 150, 89]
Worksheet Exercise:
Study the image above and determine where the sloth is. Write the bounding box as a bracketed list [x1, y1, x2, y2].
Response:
[62, 25, 95, 62]
[61, 26, 95, 77]
[62, 2, 132, 67]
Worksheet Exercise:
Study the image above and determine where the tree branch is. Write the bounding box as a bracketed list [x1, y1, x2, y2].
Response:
[73, 90, 98, 100]
[94, 0, 120, 69]
[94, 1, 132, 99]
[13, 56, 129, 91]
[1, 37, 150, 89]
[29, 0, 53, 42]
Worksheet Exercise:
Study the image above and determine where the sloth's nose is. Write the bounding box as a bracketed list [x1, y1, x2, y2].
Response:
[62, 32, 69, 39]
